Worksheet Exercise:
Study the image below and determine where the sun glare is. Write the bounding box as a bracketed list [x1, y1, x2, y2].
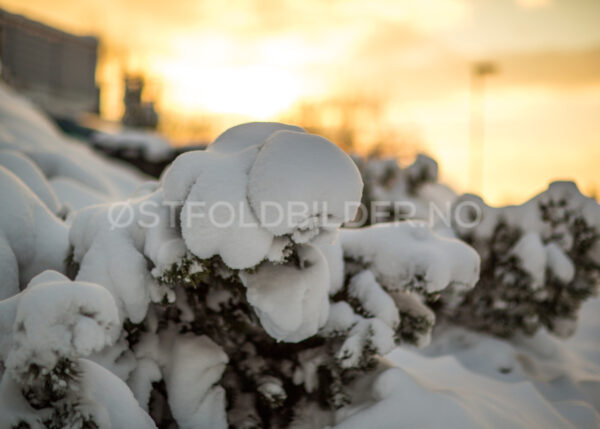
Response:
[148, 34, 308, 119]
[0, 0, 599, 203]
[157, 62, 303, 118]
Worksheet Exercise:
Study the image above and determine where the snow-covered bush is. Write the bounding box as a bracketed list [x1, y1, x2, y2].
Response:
[54, 122, 478, 427]
[445, 182, 600, 338]
[3, 81, 597, 428]
[0, 271, 155, 428]
[351, 150, 600, 340]
[0, 166, 69, 299]
[352, 154, 456, 226]
[0, 83, 146, 213]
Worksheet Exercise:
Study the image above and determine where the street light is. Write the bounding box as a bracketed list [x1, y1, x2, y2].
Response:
[469, 61, 498, 195]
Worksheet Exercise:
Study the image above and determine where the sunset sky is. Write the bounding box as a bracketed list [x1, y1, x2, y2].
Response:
[1, 0, 599, 204]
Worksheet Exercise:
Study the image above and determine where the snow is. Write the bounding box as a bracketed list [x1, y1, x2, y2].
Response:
[80, 359, 158, 429]
[0, 272, 138, 427]
[332, 295, 600, 428]
[339, 317, 396, 369]
[354, 153, 457, 226]
[69, 196, 165, 323]
[0, 234, 19, 300]
[240, 244, 330, 342]
[0, 372, 39, 428]
[546, 242, 575, 283]
[388, 290, 435, 347]
[292, 348, 328, 394]
[65, 122, 362, 393]
[210, 121, 304, 153]
[321, 302, 398, 370]
[162, 123, 363, 269]
[143, 205, 188, 276]
[125, 326, 233, 423]
[68, 190, 180, 324]
[369, 297, 600, 429]
[129, 332, 166, 403]
[316, 238, 345, 295]
[0, 149, 61, 214]
[128, 358, 162, 412]
[27, 149, 118, 196]
[50, 176, 110, 210]
[164, 335, 229, 429]
[266, 235, 293, 262]
[2, 85, 600, 428]
[168, 147, 274, 269]
[336, 360, 577, 429]
[450, 180, 600, 338]
[92, 130, 173, 161]
[506, 231, 579, 293]
[6, 271, 120, 380]
[257, 375, 286, 404]
[117, 319, 229, 428]
[348, 270, 399, 329]
[248, 130, 363, 240]
[88, 336, 137, 382]
[0, 294, 19, 361]
[454, 181, 600, 251]
[74, 229, 154, 323]
[0, 82, 146, 210]
[511, 231, 547, 290]
[0, 166, 69, 293]
[340, 221, 480, 293]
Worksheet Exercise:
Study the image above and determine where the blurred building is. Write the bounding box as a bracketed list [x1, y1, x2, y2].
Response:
[122, 75, 159, 129]
[0, 9, 99, 117]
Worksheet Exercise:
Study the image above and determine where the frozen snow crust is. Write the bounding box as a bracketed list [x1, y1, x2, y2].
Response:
[2, 84, 600, 428]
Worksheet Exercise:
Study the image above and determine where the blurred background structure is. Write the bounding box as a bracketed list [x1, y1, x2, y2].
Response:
[0, 9, 99, 117]
[122, 75, 158, 129]
[469, 61, 498, 195]
[0, 0, 598, 204]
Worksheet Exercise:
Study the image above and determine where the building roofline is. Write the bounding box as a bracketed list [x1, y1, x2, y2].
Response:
[0, 8, 98, 49]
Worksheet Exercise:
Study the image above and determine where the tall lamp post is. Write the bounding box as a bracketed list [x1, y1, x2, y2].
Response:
[469, 61, 497, 195]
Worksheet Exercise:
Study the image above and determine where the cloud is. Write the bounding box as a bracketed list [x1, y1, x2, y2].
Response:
[514, 0, 551, 9]
[494, 47, 600, 89]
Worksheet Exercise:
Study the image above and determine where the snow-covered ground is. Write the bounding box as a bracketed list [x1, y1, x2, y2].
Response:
[375, 296, 600, 428]
[0, 81, 599, 428]
[90, 130, 173, 163]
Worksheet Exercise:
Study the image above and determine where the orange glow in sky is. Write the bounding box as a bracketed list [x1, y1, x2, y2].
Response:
[1, 0, 599, 204]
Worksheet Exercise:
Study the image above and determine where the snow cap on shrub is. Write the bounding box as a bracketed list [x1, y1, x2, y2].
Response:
[240, 244, 330, 342]
[5, 271, 120, 381]
[248, 130, 363, 241]
[164, 147, 273, 269]
[161, 122, 363, 269]
[340, 222, 480, 293]
[0, 150, 62, 214]
[164, 335, 229, 429]
[210, 121, 304, 154]
[331, 222, 480, 352]
[0, 166, 69, 297]
[69, 192, 175, 324]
